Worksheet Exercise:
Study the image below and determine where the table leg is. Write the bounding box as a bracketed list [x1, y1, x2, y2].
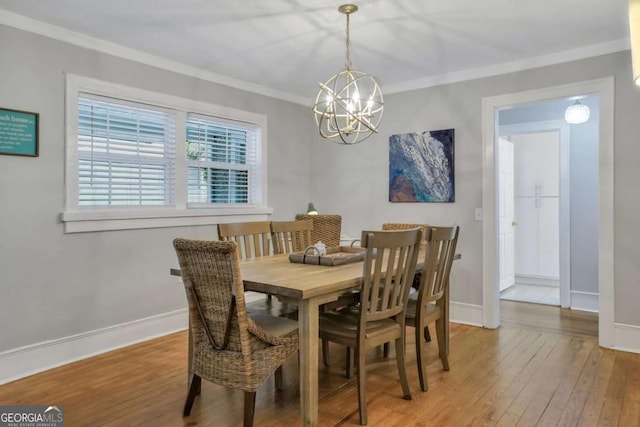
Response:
[298, 298, 320, 426]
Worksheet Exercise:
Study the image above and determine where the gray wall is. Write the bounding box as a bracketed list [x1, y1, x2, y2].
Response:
[0, 25, 313, 352]
[2, 22, 640, 358]
[310, 51, 640, 326]
[499, 96, 600, 294]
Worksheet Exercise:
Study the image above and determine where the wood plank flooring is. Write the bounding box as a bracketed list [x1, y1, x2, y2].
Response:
[1, 301, 638, 426]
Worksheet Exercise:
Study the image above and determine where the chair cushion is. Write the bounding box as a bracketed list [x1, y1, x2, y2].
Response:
[319, 311, 402, 343]
[250, 313, 298, 338]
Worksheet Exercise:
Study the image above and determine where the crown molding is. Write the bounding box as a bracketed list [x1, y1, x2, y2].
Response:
[384, 38, 630, 95]
[0, 8, 309, 106]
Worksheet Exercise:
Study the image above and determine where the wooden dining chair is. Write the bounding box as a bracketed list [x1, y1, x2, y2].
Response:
[405, 225, 459, 392]
[217, 221, 273, 259]
[382, 223, 431, 346]
[173, 238, 299, 427]
[218, 221, 296, 318]
[318, 228, 422, 425]
[339, 224, 428, 375]
[270, 219, 313, 254]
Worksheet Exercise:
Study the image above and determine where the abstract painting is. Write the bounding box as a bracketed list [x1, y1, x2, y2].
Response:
[389, 129, 455, 202]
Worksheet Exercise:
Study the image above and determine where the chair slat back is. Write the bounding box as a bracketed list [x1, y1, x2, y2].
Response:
[270, 220, 313, 254]
[172, 238, 250, 354]
[418, 226, 460, 306]
[217, 221, 272, 259]
[359, 229, 422, 323]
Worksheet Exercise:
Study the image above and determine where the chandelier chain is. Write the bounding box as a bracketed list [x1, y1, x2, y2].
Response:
[345, 13, 351, 70]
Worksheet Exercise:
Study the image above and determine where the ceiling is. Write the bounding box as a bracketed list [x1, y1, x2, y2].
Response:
[0, 0, 630, 104]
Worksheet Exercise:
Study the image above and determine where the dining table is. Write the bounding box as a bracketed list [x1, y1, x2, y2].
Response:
[171, 248, 457, 426]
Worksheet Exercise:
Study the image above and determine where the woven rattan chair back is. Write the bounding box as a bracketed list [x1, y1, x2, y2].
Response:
[217, 221, 273, 259]
[382, 223, 428, 241]
[172, 238, 298, 426]
[270, 219, 313, 254]
[294, 214, 341, 247]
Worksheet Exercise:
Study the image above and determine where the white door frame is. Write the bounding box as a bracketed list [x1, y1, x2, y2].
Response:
[481, 77, 615, 348]
[499, 121, 571, 308]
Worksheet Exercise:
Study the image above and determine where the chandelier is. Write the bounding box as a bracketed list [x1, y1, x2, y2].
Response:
[313, 4, 384, 145]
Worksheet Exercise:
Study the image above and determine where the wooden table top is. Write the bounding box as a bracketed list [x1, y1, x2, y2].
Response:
[240, 254, 366, 300]
[171, 254, 366, 300]
[171, 251, 458, 301]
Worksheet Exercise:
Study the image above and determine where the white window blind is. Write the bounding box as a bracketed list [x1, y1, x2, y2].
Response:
[63, 75, 269, 233]
[186, 114, 259, 206]
[77, 94, 176, 206]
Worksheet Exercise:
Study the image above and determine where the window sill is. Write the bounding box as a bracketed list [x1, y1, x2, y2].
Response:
[60, 206, 274, 233]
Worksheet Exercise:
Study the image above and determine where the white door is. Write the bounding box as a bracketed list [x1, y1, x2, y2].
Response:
[512, 131, 560, 282]
[498, 138, 515, 291]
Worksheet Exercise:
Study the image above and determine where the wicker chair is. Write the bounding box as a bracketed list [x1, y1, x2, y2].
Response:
[318, 228, 422, 425]
[173, 238, 299, 427]
[293, 214, 360, 366]
[382, 223, 428, 237]
[295, 214, 342, 247]
[405, 226, 459, 391]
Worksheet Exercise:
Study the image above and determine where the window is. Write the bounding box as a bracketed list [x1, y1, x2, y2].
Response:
[62, 74, 270, 233]
[186, 115, 259, 206]
[77, 95, 176, 206]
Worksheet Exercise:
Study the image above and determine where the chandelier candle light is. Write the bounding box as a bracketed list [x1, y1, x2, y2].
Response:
[313, 4, 384, 144]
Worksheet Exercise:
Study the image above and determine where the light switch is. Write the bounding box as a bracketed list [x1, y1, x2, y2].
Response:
[474, 208, 483, 221]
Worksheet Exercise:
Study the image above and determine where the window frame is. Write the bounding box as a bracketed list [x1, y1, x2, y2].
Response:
[185, 113, 260, 207]
[63, 74, 271, 233]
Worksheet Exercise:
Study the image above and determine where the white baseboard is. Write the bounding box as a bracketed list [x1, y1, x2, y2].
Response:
[515, 274, 559, 287]
[0, 309, 188, 386]
[613, 323, 640, 354]
[570, 291, 599, 312]
[450, 301, 484, 327]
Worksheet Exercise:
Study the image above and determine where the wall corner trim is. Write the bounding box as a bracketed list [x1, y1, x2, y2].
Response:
[450, 301, 484, 327]
[570, 291, 599, 313]
[612, 323, 640, 354]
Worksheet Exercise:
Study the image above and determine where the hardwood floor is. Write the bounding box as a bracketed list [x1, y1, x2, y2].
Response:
[1, 301, 638, 426]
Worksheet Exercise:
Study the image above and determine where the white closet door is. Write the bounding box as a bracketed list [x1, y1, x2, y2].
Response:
[514, 131, 560, 197]
[511, 131, 560, 281]
[514, 197, 538, 276]
[538, 197, 560, 277]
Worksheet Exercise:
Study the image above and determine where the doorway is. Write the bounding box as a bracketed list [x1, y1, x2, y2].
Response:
[497, 109, 574, 308]
[481, 78, 615, 348]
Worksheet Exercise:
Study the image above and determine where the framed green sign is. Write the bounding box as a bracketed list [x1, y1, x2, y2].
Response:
[0, 107, 39, 157]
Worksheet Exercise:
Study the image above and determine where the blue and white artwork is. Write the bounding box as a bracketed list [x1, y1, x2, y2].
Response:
[389, 129, 455, 202]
